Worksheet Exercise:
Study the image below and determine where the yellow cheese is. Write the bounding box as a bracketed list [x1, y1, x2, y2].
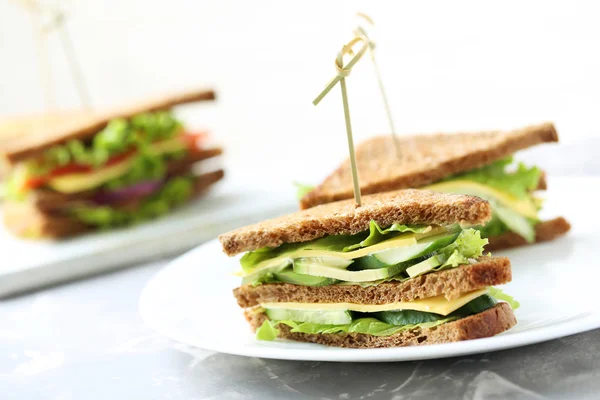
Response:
[423, 180, 538, 219]
[46, 137, 187, 193]
[48, 159, 133, 193]
[261, 288, 487, 316]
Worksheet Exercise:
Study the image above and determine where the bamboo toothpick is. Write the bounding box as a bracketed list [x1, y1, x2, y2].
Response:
[313, 35, 369, 206]
[13, 0, 92, 110]
[355, 12, 401, 157]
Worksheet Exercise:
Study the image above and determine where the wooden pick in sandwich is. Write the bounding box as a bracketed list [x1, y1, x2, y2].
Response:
[355, 12, 401, 158]
[313, 35, 369, 207]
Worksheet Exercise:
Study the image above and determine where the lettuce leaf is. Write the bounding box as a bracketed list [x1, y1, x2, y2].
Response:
[343, 221, 430, 251]
[293, 182, 315, 200]
[27, 111, 182, 174]
[437, 228, 488, 268]
[446, 157, 541, 200]
[72, 176, 193, 228]
[240, 221, 428, 271]
[257, 317, 453, 340]
[488, 287, 520, 310]
[256, 294, 501, 341]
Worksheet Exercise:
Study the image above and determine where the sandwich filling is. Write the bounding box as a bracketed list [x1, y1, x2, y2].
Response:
[235, 221, 519, 340]
[4, 111, 212, 230]
[255, 287, 519, 340]
[238, 221, 487, 287]
[423, 157, 542, 243]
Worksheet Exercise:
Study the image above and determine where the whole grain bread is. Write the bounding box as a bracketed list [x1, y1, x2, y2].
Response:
[3, 170, 224, 239]
[219, 189, 491, 256]
[301, 123, 558, 209]
[3, 88, 216, 164]
[234, 257, 511, 308]
[245, 302, 517, 348]
[486, 217, 571, 252]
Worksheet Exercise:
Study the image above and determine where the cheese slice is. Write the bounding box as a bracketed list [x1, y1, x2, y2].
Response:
[422, 180, 538, 219]
[261, 288, 487, 316]
[47, 137, 187, 193]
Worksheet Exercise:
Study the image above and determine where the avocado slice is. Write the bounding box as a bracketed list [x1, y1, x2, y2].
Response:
[405, 256, 442, 278]
[241, 262, 290, 285]
[293, 259, 407, 282]
[273, 269, 338, 286]
[265, 308, 352, 325]
[373, 231, 460, 265]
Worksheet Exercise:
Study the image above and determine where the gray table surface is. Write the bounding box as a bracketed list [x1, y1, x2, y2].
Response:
[1, 140, 600, 400]
[1, 261, 599, 400]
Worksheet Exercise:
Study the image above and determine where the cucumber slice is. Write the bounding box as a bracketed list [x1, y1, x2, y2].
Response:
[297, 257, 353, 269]
[373, 232, 460, 265]
[406, 256, 442, 278]
[241, 261, 290, 285]
[274, 269, 338, 286]
[265, 308, 352, 325]
[493, 203, 535, 243]
[293, 260, 405, 282]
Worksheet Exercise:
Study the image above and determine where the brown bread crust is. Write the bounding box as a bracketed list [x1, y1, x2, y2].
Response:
[233, 257, 511, 308]
[301, 123, 558, 209]
[486, 217, 571, 251]
[219, 189, 491, 256]
[3, 88, 216, 164]
[2, 170, 224, 239]
[245, 303, 517, 348]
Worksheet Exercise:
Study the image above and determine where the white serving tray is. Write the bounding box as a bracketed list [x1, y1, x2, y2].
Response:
[0, 176, 296, 298]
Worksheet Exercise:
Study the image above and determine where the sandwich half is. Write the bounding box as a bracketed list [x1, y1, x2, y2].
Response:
[1, 89, 223, 238]
[220, 189, 518, 348]
[300, 123, 570, 251]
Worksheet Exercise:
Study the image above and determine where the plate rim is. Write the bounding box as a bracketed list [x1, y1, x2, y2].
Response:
[139, 237, 600, 363]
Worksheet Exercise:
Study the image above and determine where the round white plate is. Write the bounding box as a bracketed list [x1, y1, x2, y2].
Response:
[139, 177, 600, 362]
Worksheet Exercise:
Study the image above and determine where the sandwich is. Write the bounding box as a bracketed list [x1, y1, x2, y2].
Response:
[219, 189, 518, 348]
[1, 89, 224, 238]
[300, 123, 570, 251]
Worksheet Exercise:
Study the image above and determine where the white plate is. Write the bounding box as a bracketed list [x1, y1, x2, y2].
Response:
[139, 177, 600, 362]
[0, 176, 296, 298]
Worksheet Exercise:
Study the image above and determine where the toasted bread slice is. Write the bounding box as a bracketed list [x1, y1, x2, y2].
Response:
[234, 257, 510, 308]
[486, 217, 571, 251]
[245, 302, 516, 348]
[2, 170, 224, 238]
[219, 189, 491, 256]
[3, 88, 216, 164]
[301, 123, 558, 209]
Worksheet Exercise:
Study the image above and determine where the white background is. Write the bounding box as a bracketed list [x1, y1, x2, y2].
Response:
[1, 0, 599, 181]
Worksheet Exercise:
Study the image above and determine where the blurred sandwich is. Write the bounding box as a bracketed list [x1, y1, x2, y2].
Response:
[1, 89, 223, 238]
[220, 189, 518, 348]
[301, 123, 570, 251]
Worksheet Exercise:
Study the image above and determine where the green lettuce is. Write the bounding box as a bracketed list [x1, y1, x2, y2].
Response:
[446, 157, 541, 200]
[437, 228, 488, 268]
[103, 149, 166, 190]
[72, 176, 193, 228]
[343, 221, 431, 251]
[256, 293, 505, 341]
[29, 111, 182, 174]
[488, 287, 520, 310]
[240, 221, 429, 271]
[293, 182, 315, 200]
[258, 317, 453, 340]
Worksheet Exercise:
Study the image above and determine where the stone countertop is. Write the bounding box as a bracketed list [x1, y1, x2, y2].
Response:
[1, 261, 599, 400]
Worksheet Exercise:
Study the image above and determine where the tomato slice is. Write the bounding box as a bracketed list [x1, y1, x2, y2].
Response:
[181, 131, 208, 151]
